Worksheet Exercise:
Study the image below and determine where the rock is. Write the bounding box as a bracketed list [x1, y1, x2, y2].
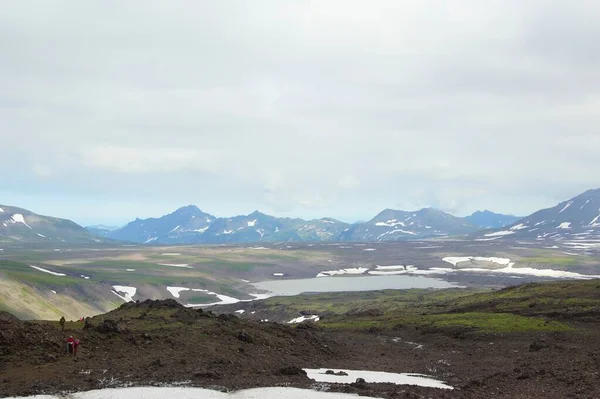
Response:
[278, 366, 307, 376]
[529, 341, 548, 352]
[149, 358, 163, 368]
[237, 331, 254, 343]
[95, 319, 123, 334]
[325, 370, 349, 376]
[351, 377, 368, 389]
[193, 370, 221, 380]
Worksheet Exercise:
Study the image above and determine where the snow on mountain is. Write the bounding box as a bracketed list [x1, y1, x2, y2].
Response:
[105, 205, 216, 244]
[338, 208, 479, 241]
[476, 188, 600, 244]
[0, 204, 99, 244]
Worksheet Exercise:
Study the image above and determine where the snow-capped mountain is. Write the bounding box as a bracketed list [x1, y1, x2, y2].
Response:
[100, 206, 480, 244]
[477, 189, 600, 243]
[337, 208, 479, 241]
[465, 210, 521, 229]
[107, 205, 216, 244]
[0, 205, 100, 244]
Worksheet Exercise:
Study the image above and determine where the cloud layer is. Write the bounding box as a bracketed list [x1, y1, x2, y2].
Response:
[1, 1, 600, 224]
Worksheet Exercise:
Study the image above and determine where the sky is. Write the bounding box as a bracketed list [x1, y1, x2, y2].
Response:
[1, 1, 600, 226]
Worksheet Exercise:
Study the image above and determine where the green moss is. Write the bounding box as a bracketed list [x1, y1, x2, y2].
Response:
[422, 312, 570, 332]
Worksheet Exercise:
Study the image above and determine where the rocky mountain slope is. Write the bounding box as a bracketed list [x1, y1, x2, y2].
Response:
[476, 189, 600, 243]
[465, 210, 521, 229]
[0, 205, 101, 245]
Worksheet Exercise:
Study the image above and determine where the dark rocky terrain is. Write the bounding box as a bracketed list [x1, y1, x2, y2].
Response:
[2, 280, 600, 399]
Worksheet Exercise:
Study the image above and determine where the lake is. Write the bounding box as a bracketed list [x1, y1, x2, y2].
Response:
[252, 275, 462, 296]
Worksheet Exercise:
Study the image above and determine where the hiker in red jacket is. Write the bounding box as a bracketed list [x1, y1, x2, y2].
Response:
[67, 336, 74, 355]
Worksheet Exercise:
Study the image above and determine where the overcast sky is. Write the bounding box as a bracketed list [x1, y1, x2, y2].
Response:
[1, 1, 600, 226]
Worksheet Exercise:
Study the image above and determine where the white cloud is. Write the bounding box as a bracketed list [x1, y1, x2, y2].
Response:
[81, 145, 225, 174]
[1, 0, 599, 223]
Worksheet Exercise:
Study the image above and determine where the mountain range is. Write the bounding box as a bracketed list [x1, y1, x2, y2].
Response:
[89, 206, 517, 244]
[3, 188, 599, 245]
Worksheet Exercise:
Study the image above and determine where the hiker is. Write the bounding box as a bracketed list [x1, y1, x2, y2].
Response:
[67, 336, 74, 355]
[59, 316, 66, 332]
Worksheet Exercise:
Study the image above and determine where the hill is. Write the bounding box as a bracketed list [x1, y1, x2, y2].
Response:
[0, 205, 101, 245]
[465, 210, 521, 229]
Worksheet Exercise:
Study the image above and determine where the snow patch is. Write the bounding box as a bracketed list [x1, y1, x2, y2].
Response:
[36, 233, 47, 238]
[510, 223, 527, 230]
[6, 387, 386, 399]
[317, 267, 368, 277]
[288, 315, 319, 324]
[375, 265, 407, 270]
[235, 310, 245, 314]
[363, 248, 376, 251]
[144, 236, 158, 244]
[158, 263, 192, 268]
[304, 368, 453, 390]
[161, 253, 181, 256]
[126, 269, 136, 272]
[559, 201, 573, 213]
[11, 214, 32, 229]
[273, 273, 284, 276]
[442, 257, 511, 267]
[51, 290, 57, 294]
[377, 229, 417, 239]
[557, 222, 571, 229]
[112, 286, 136, 302]
[247, 219, 257, 227]
[375, 219, 405, 227]
[168, 225, 180, 233]
[484, 230, 514, 237]
[30, 265, 66, 276]
[581, 199, 590, 209]
[223, 230, 233, 234]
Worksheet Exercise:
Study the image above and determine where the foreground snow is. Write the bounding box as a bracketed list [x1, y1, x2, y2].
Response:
[8, 387, 383, 399]
[304, 368, 453, 390]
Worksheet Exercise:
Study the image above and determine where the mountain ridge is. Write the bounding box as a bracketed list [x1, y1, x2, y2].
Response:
[0, 204, 101, 244]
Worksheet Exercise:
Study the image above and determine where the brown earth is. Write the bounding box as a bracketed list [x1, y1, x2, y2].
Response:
[1, 300, 600, 399]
